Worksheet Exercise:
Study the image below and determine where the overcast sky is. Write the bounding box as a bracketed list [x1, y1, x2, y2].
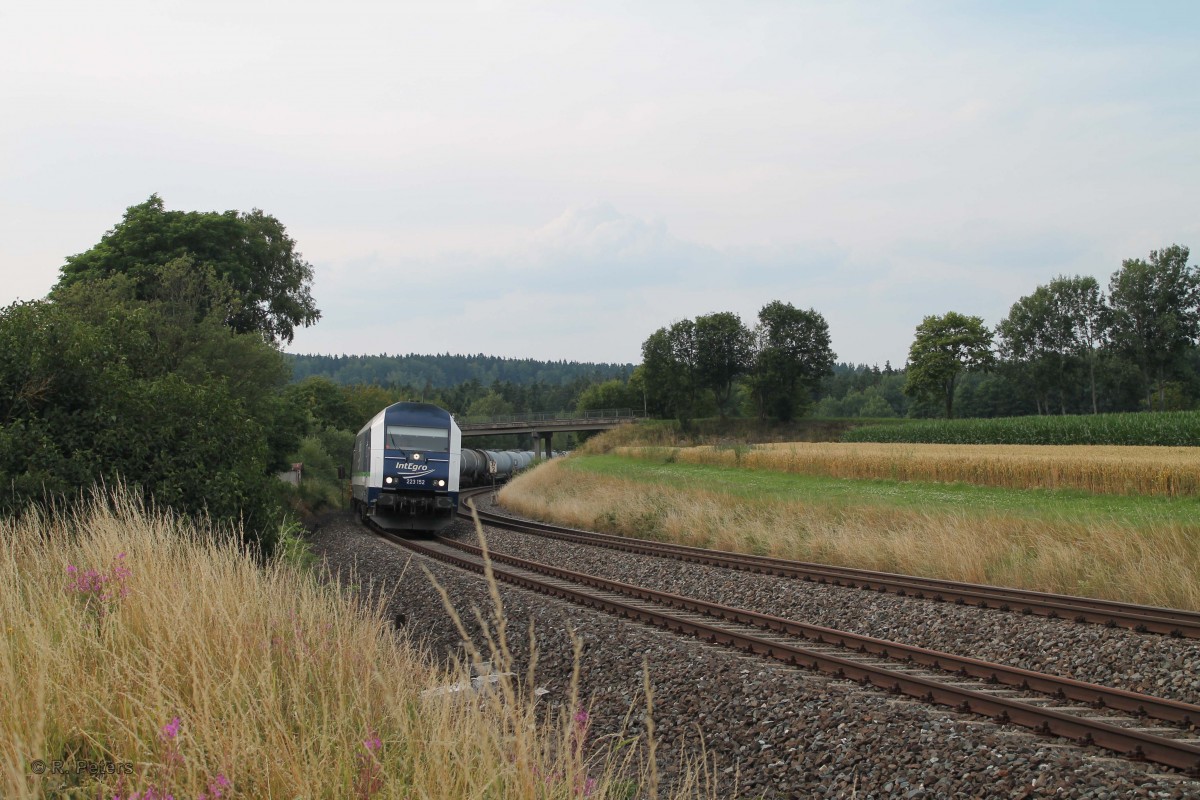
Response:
[2, 1, 1197, 367]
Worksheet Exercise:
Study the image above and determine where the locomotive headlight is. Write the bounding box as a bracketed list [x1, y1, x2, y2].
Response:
[412, 453, 422, 460]
[384, 476, 394, 485]
[435, 479, 446, 487]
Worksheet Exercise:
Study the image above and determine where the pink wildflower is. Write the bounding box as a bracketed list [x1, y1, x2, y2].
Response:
[160, 717, 181, 741]
[66, 554, 131, 616]
[363, 734, 382, 753]
[198, 773, 232, 800]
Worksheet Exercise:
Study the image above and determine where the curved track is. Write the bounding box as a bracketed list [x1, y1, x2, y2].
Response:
[368, 513, 1200, 773]
[465, 496, 1200, 639]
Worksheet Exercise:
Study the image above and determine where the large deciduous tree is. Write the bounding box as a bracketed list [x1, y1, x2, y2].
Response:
[1107, 245, 1200, 410]
[748, 302, 835, 421]
[641, 322, 701, 423]
[55, 195, 320, 344]
[1051, 275, 1105, 414]
[693, 311, 753, 418]
[0, 263, 302, 542]
[996, 286, 1060, 414]
[904, 312, 994, 419]
[995, 275, 1105, 415]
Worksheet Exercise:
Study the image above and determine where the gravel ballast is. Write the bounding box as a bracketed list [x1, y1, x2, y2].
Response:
[310, 512, 1200, 798]
[458, 503, 1200, 707]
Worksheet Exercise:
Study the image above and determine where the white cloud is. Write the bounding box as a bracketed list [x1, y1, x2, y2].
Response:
[3, 2, 1199, 367]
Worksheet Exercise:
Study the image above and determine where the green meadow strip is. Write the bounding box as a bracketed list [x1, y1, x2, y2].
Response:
[565, 454, 1200, 527]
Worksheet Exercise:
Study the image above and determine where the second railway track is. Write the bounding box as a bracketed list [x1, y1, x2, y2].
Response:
[465, 495, 1200, 640]
[369, 517, 1200, 774]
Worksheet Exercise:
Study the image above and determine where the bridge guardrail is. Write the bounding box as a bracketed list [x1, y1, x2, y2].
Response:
[459, 408, 646, 426]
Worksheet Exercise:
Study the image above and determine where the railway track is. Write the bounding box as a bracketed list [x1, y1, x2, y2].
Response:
[368, 520, 1200, 774]
[465, 497, 1200, 639]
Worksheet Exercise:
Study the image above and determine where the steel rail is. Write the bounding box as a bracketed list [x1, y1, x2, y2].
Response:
[373, 526, 1200, 774]
[437, 534, 1200, 728]
[464, 497, 1200, 639]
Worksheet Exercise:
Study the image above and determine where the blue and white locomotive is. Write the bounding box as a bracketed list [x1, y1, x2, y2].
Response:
[352, 402, 462, 531]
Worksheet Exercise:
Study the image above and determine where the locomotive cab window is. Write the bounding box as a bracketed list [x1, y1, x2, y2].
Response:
[385, 425, 449, 452]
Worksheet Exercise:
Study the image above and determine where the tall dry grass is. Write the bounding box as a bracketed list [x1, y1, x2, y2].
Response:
[611, 442, 1200, 497]
[500, 459, 1200, 611]
[1, 491, 707, 799]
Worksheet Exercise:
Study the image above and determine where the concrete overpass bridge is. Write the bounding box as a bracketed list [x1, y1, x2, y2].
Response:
[458, 408, 646, 457]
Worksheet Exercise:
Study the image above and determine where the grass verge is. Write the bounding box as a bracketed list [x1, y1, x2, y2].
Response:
[1, 490, 708, 799]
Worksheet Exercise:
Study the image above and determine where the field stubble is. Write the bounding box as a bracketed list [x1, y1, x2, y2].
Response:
[499, 457, 1200, 611]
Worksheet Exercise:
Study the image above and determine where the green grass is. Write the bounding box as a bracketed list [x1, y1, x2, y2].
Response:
[843, 410, 1200, 446]
[565, 454, 1200, 527]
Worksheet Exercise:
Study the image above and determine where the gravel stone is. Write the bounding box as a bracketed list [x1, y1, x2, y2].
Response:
[309, 510, 1200, 798]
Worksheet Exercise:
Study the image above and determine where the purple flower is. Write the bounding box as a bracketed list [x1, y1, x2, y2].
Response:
[198, 773, 232, 800]
[160, 716, 181, 741]
[363, 735, 382, 753]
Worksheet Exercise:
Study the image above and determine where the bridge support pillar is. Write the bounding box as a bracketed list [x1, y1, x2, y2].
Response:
[543, 432, 553, 458]
[530, 431, 541, 459]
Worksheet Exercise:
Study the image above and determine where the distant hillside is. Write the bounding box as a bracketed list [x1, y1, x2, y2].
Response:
[286, 353, 635, 388]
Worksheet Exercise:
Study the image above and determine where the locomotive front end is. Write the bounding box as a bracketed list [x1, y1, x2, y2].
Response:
[352, 402, 462, 532]
[377, 420, 457, 527]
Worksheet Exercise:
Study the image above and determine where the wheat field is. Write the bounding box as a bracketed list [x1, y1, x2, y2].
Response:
[609, 442, 1200, 497]
[500, 458, 1200, 610]
[1, 492, 706, 799]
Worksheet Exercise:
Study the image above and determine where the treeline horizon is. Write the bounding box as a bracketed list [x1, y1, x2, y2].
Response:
[286, 352, 633, 390]
[289, 243, 1200, 423]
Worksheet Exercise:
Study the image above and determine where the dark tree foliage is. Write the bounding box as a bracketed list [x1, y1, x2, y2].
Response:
[818, 247, 1200, 420]
[55, 195, 320, 345]
[748, 302, 836, 421]
[813, 363, 908, 418]
[287, 352, 631, 389]
[904, 312, 994, 419]
[694, 312, 754, 417]
[0, 264, 303, 547]
[575, 379, 642, 415]
[1108, 245, 1200, 410]
[641, 326, 694, 422]
[996, 276, 1106, 416]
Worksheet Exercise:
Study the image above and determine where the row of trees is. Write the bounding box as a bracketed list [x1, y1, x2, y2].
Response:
[288, 353, 631, 389]
[902, 245, 1200, 418]
[597, 244, 1199, 424]
[639, 302, 836, 422]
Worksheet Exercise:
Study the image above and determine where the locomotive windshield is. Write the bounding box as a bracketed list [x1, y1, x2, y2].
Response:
[385, 425, 449, 452]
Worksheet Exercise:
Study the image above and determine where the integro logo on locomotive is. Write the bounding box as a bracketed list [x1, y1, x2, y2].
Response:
[395, 462, 433, 474]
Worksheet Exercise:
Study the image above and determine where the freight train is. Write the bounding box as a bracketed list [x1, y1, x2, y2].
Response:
[351, 401, 534, 531]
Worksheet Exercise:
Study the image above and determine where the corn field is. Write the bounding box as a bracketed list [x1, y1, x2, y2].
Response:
[842, 410, 1200, 446]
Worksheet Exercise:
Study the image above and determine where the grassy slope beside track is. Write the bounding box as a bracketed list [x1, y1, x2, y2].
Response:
[499, 455, 1200, 611]
[1, 492, 702, 800]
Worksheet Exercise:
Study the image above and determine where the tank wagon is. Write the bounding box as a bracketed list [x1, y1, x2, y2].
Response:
[352, 401, 536, 532]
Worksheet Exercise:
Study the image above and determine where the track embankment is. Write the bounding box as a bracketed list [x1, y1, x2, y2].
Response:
[309, 505, 1200, 798]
